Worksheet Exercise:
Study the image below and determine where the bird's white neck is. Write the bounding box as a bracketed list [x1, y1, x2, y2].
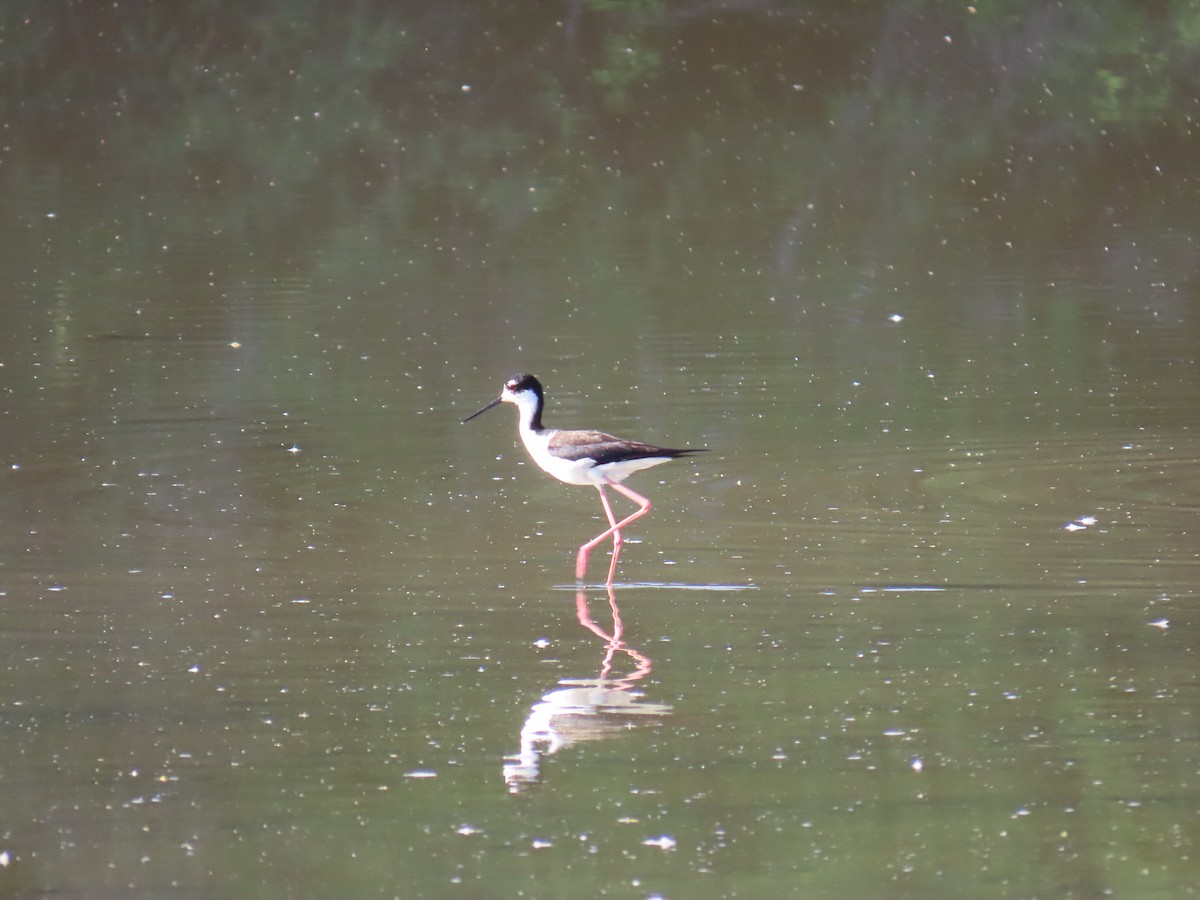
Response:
[509, 389, 546, 438]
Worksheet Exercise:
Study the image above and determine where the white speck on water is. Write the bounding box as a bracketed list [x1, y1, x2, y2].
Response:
[643, 835, 676, 850]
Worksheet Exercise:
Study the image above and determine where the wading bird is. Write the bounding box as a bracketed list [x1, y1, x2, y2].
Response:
[463, 374, 705, 584]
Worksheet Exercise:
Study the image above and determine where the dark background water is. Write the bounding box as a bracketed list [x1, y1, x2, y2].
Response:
[2, 2, 1198, 897]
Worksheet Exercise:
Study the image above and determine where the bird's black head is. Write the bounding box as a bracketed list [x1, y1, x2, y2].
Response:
[505, 373, 543, 403]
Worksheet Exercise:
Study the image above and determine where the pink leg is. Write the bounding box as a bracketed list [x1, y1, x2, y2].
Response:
[576, 485, 619, 581]
[574, 482, 653, 584]
[597, 486, 625, 585]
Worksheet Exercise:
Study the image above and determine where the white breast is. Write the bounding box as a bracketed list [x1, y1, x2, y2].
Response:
[521, 429, 601, 485]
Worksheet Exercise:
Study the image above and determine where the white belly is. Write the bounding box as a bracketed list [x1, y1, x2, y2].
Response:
[535, 451, 604, 486]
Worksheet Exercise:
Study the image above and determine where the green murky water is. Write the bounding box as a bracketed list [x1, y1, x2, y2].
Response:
[2, 4, 1198, 898]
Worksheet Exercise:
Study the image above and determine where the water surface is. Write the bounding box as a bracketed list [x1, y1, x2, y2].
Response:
[2, 3, 1198, 898]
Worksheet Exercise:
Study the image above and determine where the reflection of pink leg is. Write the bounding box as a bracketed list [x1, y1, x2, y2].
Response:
[575, 584, 653, 684]
[575, 482, 653, 584]
[575, 586, 624, 644]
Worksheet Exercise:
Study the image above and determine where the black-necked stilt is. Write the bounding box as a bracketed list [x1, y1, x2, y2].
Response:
[463, 374, 706, 584]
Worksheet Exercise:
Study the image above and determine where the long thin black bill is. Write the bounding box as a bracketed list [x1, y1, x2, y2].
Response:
[462, 396, 502, 424]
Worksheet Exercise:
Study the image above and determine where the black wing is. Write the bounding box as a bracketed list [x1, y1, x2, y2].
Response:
[548, 430, 707, 465]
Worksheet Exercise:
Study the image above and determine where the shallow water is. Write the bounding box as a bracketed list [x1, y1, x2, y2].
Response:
[3, 5, 1199, 898]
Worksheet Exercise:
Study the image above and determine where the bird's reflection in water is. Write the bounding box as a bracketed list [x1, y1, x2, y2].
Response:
[503, 585, 673, 793]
